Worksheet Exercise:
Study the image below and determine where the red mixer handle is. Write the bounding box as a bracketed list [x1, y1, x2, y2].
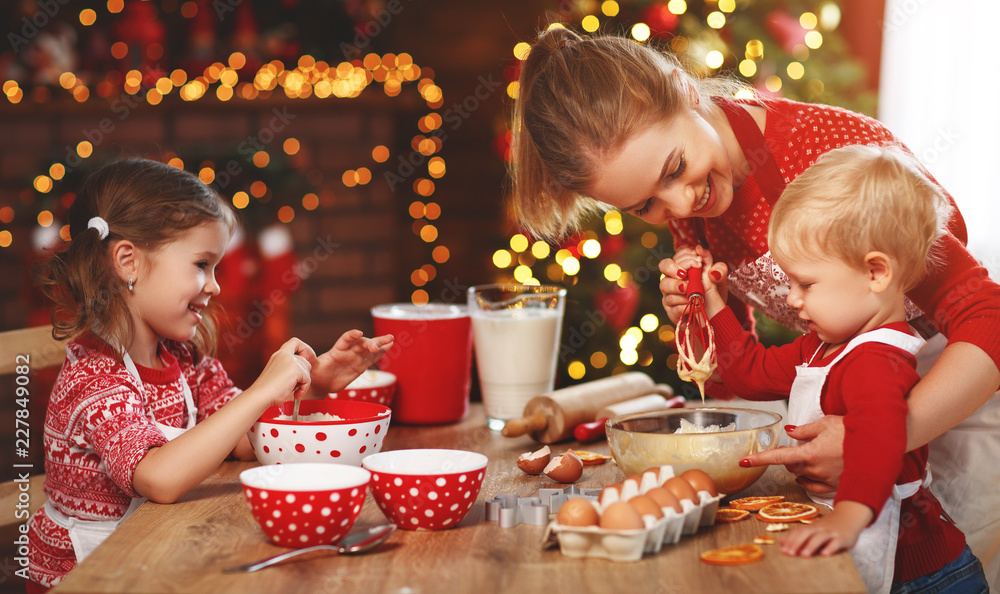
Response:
[685, 267, 705, 298]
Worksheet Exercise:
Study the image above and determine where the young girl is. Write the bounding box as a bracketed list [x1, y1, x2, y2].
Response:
[677, 145, 987, 593]
[26, 158, 393, 589]
[510, 27, 1000, 583]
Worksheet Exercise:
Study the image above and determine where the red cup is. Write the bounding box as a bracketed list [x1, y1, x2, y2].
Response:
[371, 303, 472, 424]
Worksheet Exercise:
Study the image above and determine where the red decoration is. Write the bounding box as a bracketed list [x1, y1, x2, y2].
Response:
[595, 281, 640, 333]
[764, 10, 806, 54]
[112, 1, 167, 86]
[642, 3, 680, 37]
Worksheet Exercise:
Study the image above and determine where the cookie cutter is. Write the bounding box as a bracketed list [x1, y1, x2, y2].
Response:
[486, 485, 603, 528]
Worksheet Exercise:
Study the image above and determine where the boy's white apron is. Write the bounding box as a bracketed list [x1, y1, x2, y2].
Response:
[786, 328, 926, 594]
[42, 350, 197, 563]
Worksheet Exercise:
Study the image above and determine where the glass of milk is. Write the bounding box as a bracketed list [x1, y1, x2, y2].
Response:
[467, 284, 567, 431]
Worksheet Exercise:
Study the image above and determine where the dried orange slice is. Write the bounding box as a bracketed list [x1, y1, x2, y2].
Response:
[728, 495, 785, 511]
[699, 543, 764, 565]
[573, 451, 612, 465]
[715, 508, 750, 523]
[753, 534, 776, 545]
[758, 501, 820, 523]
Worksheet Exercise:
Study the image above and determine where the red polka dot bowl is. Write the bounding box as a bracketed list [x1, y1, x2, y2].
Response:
[239, 463, 370, 548]
[329, 370, 396, 406]
[249, 400, 391, 467]
[361, 448, 488, 530]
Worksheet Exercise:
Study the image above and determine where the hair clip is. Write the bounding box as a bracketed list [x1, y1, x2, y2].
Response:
[87, 216, 110, 240]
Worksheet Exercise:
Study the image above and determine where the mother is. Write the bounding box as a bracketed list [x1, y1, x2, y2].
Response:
[510, 27, 1000, 582]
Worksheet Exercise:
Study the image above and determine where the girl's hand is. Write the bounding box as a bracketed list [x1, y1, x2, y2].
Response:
[658, 245, 729, 322]
[251, 338, 314, 407]
[308, 330, 395, 396]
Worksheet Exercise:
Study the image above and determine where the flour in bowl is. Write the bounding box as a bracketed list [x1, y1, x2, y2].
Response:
[276, 412, 344, 422]
[673, 418, 736, 434]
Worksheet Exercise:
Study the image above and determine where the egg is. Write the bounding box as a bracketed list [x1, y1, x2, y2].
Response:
[599, 501, 645, 530]
[680, 468, 718, 497]
[663, 476, 699, 504]
[556, 497, 600, 527]
[645, 486, 683, 513]
[627, 494, 663, 519]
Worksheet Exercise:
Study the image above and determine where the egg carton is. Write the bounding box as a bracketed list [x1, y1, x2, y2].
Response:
[543, 466, 723, 562]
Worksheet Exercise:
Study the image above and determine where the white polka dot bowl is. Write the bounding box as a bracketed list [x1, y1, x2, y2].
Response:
[329, 370, 397, 406]
[361, 448, 488, 530]
[249, 399, 391, 467]
[239, 463, 371, 548]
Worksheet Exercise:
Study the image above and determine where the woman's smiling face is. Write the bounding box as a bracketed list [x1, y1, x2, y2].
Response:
[586, 108, 738, 224]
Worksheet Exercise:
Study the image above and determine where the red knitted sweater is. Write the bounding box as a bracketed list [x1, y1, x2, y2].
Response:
[27, 334, 240, 587]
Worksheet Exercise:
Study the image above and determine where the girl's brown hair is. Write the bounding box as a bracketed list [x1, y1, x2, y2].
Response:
[34, 158, 238, 359]
[510, 27, 744, 240]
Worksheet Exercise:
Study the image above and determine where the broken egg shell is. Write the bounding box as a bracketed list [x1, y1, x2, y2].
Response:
[543, 450, 584, 483]
[516, 445, 551, 475]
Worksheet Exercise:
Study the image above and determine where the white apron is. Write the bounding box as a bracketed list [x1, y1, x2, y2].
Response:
[786, 328, 927, 594]
[43, 349, 197, 563]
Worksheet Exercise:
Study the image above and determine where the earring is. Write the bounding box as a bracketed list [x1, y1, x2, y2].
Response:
[127, 277, 134, 291]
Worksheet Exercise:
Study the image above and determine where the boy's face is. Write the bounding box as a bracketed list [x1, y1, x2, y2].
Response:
[776, 254, 886, 350]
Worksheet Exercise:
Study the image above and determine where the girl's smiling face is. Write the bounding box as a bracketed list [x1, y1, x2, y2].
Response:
[129, 220, 229, 353]
[586, 108, 738, 224]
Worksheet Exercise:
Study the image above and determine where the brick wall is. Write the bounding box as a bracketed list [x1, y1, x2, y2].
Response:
[0, 94, 420, 481]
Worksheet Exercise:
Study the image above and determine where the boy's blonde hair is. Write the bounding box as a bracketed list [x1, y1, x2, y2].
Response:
[769, 145, 952, 292]
[510, 27, 746, 240]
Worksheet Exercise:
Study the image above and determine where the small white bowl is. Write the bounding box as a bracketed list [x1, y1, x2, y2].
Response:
[249, 400, 391, 466]
[362, 449, 488, 530]
[329, 370, 396, 406]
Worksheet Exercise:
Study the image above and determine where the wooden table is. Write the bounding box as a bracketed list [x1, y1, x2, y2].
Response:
[52, 403, 865, 594]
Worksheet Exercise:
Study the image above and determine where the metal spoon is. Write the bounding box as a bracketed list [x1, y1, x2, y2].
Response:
[224, 524, 396, 573]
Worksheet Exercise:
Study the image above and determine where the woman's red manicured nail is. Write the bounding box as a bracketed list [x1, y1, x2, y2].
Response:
[679, 283, 686, 293]
[784, 425, 797, 433]
[677, 269, 687, 279]
[710, 270, 723, 281]
[739, 459, 752, 468]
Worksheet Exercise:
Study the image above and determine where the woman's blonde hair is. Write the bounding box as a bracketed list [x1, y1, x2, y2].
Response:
[510, 27, 744, 240]
[34, 158, 238, 359]
[769, 145, 952, 292]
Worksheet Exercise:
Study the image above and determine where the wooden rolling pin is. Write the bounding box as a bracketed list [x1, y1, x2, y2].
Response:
[573, 394, 686, 443]
[501, 372, 675, 444]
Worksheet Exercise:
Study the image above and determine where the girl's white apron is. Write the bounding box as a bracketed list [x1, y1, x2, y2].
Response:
[785, 328, 926, 594]
[42, 350, 197, 563]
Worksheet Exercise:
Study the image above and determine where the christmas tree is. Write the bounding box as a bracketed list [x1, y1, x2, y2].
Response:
[492, 0, 873, 397]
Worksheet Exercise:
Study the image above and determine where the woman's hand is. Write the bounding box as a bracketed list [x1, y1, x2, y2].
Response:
[250, 338, 314, 407]
[307, 330, 394, 396]
[658, 245, 729, 322]
[742, 416, 845, 494]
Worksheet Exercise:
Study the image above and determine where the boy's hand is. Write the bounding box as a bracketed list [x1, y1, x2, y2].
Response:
[779, 500, 872, 558]
[307, 330, 394, 396]
[659, 245, 729, 320]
